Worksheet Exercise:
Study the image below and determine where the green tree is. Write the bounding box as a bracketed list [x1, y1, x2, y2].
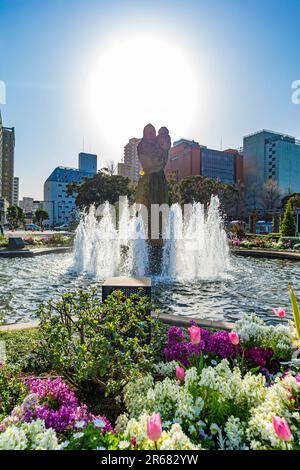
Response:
[170, 175, 246, 220]
[166, 173, 179, 205]
[67, 171, 134, 209]
[281, 200, 296, 237]
[175, 175, 222, 206]
[6, 205, 25, 228]
[34, 208, 49, 226]
[282, 192, 300, 209]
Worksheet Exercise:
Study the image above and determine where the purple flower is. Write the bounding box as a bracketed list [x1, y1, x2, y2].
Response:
[164, 324, 275, 370]
[205, 331, 238, 359]
[20, 377, 113, 434]
[244, 347, 273, 367]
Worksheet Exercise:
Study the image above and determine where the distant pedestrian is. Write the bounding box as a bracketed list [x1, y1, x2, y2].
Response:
[0, 225, 4, 237]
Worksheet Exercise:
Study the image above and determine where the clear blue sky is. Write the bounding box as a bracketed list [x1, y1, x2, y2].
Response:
[0, 0, 300, 199]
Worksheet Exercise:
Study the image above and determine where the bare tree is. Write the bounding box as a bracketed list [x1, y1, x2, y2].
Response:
[247, 182, 261, 211]
[261, 179, 281, 211]
[102, 160, 117, 176]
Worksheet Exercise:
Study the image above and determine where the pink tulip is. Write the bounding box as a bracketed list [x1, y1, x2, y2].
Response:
[272, 307, 286, 318]
[228, 331, 240, 345]
[188, 325, 201, 345]
[147, 412, 162, 442]
[175, 366, 185, 383]
[295, 374, 300, 383]
[272, 416, 292, 442]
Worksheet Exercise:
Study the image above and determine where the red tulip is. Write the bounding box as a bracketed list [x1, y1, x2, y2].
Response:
[272, 307, 286, 318]
[228, 331, 240, 345]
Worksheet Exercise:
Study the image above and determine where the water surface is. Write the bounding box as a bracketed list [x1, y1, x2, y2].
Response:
[0, 253, 299, 324]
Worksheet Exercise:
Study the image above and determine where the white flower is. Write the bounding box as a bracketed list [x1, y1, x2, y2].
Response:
[93, 418, 106, 428]
[74, 420, 86, 429]
[0, 420, 60, 450]
[118, 440, 130, 450]
[246, 375, 300, 449]
[60, 440, 70, 450]
[224, 416, 248, 450]
[154, 361, 178, 377]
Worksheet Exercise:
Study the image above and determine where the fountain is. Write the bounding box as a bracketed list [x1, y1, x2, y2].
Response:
[73, 196, 230, 280]
[161, 196, 230, 280]
[72, 124, 230, 282]
[73, 201, 149, 278]
[72, 124, 230, 281]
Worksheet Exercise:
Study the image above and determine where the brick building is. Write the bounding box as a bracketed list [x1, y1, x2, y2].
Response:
[165, 138, 243, 185]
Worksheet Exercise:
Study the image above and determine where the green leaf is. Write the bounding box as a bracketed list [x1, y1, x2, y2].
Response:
[288, 283, 300, 343]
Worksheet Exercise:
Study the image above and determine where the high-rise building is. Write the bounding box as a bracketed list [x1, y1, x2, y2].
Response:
[13, 176, 19, 206]
[44, 153, 97, 226]
[117, 162, 131, 179]
[123, 138, 142, 182]
[165, 138, 243, 185]
[0, 197, 9, 225]
[78, 152, 97, 174]
[19, 197, 35, 212]
[0, 111, 15, 205]
[243, 130, 300, 202]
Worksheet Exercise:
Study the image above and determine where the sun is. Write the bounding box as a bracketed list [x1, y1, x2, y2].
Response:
[85, 33, 200, 152]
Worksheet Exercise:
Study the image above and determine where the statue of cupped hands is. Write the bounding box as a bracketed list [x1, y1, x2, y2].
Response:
[137, 124, 171, 174]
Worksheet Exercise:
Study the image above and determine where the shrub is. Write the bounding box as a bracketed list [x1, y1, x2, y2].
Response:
[281, 201, 296, 237]
[0, 236, 8, 248]
[47, 234, 73, 246]
[37, 289, 162, 395]
[0, 365, 27, 420]
[0, 329, 50, 372]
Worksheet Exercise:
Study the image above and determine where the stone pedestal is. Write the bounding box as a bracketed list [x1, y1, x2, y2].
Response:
[8, 237, 25, 249]
[102, 276, 151, 302]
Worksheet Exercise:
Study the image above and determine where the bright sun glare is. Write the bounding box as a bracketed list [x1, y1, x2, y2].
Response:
[86, 34, 200, 150]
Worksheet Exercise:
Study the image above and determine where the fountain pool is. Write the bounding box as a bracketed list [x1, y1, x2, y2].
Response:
[1, 197, 299, 325]
[0, 252, 299, 325]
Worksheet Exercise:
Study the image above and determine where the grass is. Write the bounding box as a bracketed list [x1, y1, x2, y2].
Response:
[0, 328, 46, 371]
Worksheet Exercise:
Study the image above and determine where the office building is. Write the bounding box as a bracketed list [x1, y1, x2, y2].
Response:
[0, 196, 9, 225]
[0, 111, 15, 205]
[165, 138, 243, 185]
[123, 138, 142, 182]
[117, 162, 132, 179]
[13, 176, 19, 206]
[243, 130, 300, 201]
[19, 197, 35, 212]
[44, 153, 97, 226]
[79, 152, 97, 174]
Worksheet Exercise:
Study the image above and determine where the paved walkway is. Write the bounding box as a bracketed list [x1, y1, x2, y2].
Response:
[0, 314, 234, 332]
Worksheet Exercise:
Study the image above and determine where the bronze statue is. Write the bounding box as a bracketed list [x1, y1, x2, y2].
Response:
[135, 124, 170, 208]
[135, 124, 171, 251]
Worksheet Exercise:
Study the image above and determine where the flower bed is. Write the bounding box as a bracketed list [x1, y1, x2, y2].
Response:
[0, 289, 299, 450]
[231, 236, 300, 251]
